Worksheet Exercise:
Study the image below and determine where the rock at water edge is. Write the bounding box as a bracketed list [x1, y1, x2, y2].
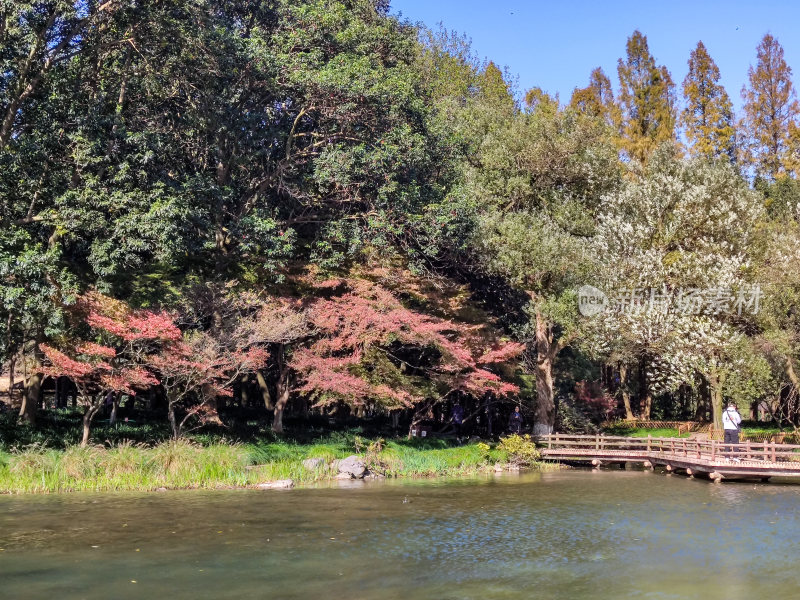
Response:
[257, 479, 295, 489]
[302, 458, 325, 470]
[337, 455, 366, 478]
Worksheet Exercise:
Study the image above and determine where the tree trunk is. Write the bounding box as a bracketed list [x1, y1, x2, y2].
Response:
[109, 395, 119, 426]
[620, 363, 635, 420]
[8, 353, 16, 405]
[642, 393, 652, 420]
[271, 345, 290, 433]
[638, 358, 652, 420]
[708, 366, 726, 431]
[785, 355, 800, 395]
[271, 368, 290, 433]
[239, 376, 249, 408]
[20, 344, 43, 425]
[202, 384, 224, 426]
[533, 310, 557, 435]
[256, 371, 274, 410]
[81, 401, 100, 447]
[168, 401, 179, 439]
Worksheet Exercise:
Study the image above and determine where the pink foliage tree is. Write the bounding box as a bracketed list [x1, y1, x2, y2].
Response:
[291, 280, 523, 428]
[41, 292, 271, 443]
[40, 293, 174, 445]
[151, 333, 270, 439]
[574, 380, 617, 423]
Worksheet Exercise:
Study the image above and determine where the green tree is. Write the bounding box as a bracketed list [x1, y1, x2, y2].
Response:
[524, 87, 559, 113]
[681, 41, 735, 160]
[1, 0, 455, 424]
[617, 30, 677, 163]
[468, 103, 621, 433]
[569, 67, 620, 131]
[739, 34, 799, 179]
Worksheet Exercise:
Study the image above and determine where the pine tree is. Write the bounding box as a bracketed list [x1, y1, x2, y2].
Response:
[478, 61, 515, 109]
[740, 34, 799, 179]
[569, 67, 620, 130]
[524, 86, 559, 113]
[617, 30, 677, 162]
[682, 41, 735, 160]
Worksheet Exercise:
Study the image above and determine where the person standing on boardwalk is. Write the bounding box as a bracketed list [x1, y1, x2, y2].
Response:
[722, 402, 742, 459]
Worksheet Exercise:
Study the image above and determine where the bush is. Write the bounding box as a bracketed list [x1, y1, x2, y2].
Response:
[497, 434, 540, 466]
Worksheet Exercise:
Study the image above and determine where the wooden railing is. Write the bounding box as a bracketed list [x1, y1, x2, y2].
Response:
[539, 434, 800, 465]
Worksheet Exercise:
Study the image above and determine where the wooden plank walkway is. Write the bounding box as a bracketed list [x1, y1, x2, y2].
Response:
[538, 434, 800, 482]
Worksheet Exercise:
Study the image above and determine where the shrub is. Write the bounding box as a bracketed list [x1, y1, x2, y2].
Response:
[497, 434, 540, 466]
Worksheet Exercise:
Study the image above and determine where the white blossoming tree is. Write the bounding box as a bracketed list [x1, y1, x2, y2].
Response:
[591, 147, 764, 426]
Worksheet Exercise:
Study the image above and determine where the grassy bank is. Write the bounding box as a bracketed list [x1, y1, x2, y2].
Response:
[603, 427, 691, 438]
[0, 435, 546, 494]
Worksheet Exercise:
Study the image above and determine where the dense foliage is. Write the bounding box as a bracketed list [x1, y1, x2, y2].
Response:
[4, 3, 800, 445]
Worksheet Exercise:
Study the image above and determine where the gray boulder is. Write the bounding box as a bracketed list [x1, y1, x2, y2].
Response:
[337, 455, 366, 479]
[302, 458, 325, 470]
[257, 479, 294, 489]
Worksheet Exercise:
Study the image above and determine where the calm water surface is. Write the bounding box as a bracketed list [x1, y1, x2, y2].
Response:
[1, 470, 799, 599]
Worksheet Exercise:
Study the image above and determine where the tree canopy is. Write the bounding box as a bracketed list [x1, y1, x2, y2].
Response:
[6, 7, 800, 442]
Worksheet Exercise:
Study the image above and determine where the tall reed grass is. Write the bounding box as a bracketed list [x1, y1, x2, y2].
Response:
[0, 437, 543, 494]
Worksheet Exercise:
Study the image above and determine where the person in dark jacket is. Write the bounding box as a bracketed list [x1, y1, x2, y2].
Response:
[451, 402, 464, 438]
[508, 406, 524, 434]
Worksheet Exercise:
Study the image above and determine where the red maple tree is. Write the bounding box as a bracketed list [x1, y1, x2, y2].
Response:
[291, 280, 523, 423]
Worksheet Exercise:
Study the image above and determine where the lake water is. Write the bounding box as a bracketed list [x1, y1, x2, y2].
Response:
[1, 470, 799, 599]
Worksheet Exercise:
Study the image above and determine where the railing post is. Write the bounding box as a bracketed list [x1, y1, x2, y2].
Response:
[771, 442, 777, 463]
[595, 433, 599, 451]
[711, 440, 716, 462]
[547, 435, 552, 450]
[746, 440, 751, 460]
[647, 434, 651, 452]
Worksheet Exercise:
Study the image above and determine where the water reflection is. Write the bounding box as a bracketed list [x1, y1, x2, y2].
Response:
[2, 471, 800, 599]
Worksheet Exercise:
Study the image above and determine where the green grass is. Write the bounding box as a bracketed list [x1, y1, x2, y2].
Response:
[0, 435, 543, 494]
[626, 428, 691, 438]
[0, 410, 560, 494]
[602, 426, 691, 438]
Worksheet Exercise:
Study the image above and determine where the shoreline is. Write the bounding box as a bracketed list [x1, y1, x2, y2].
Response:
[0, 438, 557, 495]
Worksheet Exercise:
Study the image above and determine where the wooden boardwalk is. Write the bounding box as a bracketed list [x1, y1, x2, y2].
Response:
[539, 434, 800, 482]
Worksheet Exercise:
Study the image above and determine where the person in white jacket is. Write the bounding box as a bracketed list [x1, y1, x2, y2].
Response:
[722, 402, 742, 460]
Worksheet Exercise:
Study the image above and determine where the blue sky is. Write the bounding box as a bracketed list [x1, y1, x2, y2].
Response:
[390, 0, 800, 114]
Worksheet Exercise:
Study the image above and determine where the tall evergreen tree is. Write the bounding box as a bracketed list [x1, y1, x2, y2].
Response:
[569, 67, 620, 131]
[740, 34, 799, 179]
[617, 31, 677, 163]
[681, 41, 735, 160]
[478, 61, 515, 109]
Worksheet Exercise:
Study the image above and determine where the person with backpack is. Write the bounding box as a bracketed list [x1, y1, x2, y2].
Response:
[722, 402, 742, 461]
